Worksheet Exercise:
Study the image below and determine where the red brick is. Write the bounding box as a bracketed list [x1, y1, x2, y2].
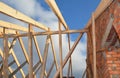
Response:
[106, 54, 112, 58]
[106, 60, 113, 64]
[106, 52, 118, 55]
[114, 61, 120, 64]
[109, 70, 120, 74]
[112, 54, 120, 58]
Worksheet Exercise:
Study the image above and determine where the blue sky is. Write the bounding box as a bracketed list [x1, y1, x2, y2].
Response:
[38, 0, 100, 29]
[0, 0, 101, 77]
[37, 0, 100, 41]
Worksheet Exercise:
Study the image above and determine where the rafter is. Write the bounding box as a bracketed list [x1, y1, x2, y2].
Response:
[0, 2, 48, 31]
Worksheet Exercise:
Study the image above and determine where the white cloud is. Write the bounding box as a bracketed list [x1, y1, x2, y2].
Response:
[0, 0, 86, 77]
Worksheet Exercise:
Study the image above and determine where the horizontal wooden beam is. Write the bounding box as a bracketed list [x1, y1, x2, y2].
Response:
[0, 28, 16, 34]
[0, 20, 28, 32]
[46, 0, 68, 29]
[0, 29, 87, 38]
[0, 2, 49, 31]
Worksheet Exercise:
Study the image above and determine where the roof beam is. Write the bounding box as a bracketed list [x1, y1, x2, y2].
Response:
[0, 20, 28, 32]
[46, 0, 68, 29]
[0, 29, 87, 38]
[0, 2, 48, 31]
[0, 28, 16, 34]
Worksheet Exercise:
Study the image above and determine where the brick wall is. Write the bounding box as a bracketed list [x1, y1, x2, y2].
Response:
[87, 0, 120, 77]
[97, 50, 120, 78]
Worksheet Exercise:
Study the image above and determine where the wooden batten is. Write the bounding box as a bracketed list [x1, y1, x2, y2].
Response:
[59, 22, 63, 78]
[0, 2, 48, 31]
[0, 28, 16, 34]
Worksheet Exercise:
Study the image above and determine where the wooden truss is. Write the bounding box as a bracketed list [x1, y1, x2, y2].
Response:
[0, 1, 87, 78]
[0, 0, 113, 78]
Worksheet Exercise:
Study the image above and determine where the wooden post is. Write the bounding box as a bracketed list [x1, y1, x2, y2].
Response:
[54, 33, 83, 78]
[3, 27, 9, 78]
[28, 24, 33, 78]
[50, 35, 59, 70]
[59, 21, 63, 78]
[92, 13, 97, 78]
[67, 33, 73, 77]
[40, 35, 50, 78]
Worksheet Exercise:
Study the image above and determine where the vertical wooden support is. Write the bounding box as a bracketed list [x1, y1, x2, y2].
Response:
[40, 35, 50, 78]
[28, 24, 33, 78]
[54, 33, 83, 78]
[67, 33, 73, 77]
[59, 21, 63, 78]
[3, 27, 8, 78]
[92, 13, 97, 78]
[50, 35, 58, 70]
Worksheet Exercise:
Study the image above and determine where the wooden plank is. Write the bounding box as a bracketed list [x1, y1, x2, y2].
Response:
[92, 13, 97, 78]
[0, 20, 28, 32]
[0, 29, 88, 38]
[32, 35, 48, 76]
[59, 22, 63, 78]
[17, 32, 29, 63]
[0, 49, 16, 78]
[9, 61, 27, 78]
[8, 60, 15, 67]
[8, 41, 26, 78]
[0, 2, 48, 31]
[3, 28, 8, 78]
[33, 36, 43, 61]
[50, 35, 58, 70]
[45, 0, 68, 29]
[33, 61, 41, 73]
[34, 63, 42, 75]
[46, 61, 54, 78]
[101, 17, 114, 47]
[26, 61, 41, 78]
[28, 24, 33, 78]
[8, 67, 16, 78]
[67, 33, 73, 77]
[9, 37, 17, 54]
[40, 35, 50, 78]
[0, 28, 16, 34]
[54, 33, 84, 78]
